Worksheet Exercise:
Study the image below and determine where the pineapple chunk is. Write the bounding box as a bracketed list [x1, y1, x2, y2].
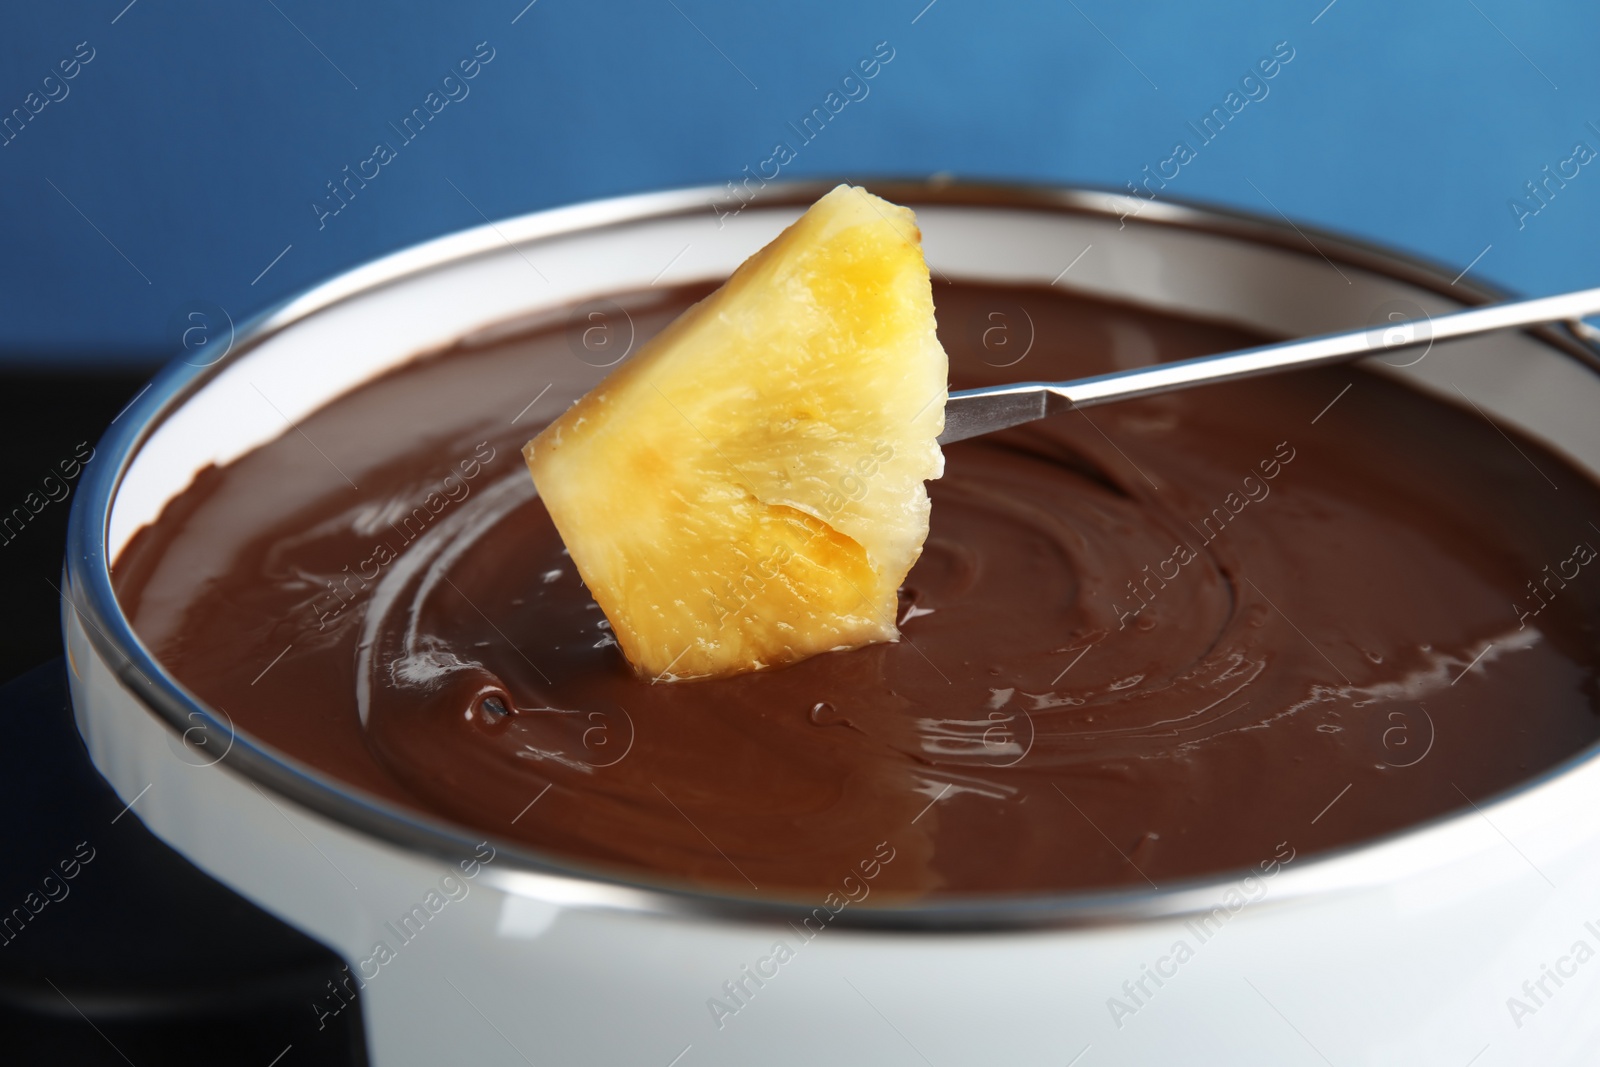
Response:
[524, 185, 947, 681]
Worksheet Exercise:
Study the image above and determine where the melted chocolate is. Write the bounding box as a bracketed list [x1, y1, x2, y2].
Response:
[115, 281, 1600, 899]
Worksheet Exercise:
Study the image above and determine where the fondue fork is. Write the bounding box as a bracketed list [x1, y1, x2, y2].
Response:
[939, 285, 1600, 445]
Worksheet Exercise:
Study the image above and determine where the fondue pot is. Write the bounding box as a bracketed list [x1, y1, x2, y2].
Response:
[64, 182, 1600, 1064]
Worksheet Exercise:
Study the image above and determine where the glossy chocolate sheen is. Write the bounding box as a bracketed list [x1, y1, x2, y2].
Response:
[115, 281, 1600, 900]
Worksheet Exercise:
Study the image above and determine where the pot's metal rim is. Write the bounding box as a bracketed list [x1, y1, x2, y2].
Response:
[63, 178, 1600, 933]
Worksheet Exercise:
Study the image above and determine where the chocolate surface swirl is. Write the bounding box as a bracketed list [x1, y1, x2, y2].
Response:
[116, 281, 1600, 898]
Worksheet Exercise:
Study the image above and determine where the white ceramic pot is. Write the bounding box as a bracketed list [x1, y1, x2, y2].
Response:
[64, 182, 1600, 1066]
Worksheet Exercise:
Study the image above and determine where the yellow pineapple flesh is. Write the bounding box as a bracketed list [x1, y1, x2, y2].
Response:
[523, 185, 947, 681]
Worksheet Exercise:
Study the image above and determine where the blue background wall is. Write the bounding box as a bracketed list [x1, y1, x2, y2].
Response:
[2, 0, 1595, 363]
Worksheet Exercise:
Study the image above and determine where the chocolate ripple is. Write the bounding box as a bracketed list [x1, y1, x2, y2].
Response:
[115, 280, 1600, 898]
